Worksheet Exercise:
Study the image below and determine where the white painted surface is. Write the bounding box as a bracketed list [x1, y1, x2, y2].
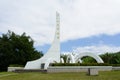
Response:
[24, 12, 60, 69]
[47, 66, 112, 73]
[66, 52, 104, 63]
[8, 67, 23, 72]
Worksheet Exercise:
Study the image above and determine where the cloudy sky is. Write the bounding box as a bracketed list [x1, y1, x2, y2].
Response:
[0, 0, 120, 54]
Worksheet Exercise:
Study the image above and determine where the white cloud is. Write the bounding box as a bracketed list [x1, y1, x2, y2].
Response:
[73, 45, 120, 54]
[0, 0, 120, 46]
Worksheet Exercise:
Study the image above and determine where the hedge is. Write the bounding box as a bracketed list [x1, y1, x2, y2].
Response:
[50, 63, 120, 66]
[9, 64, 24, 67]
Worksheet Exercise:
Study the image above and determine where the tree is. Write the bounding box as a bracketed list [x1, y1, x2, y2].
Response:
[115, 52, 120, 64]
[100, 52, 120, 64]
[0, 31, 43, 71]
[81, 56, 97, 63]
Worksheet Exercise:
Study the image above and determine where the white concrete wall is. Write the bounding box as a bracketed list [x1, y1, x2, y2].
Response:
[47, 66, 112, 73]
[8, 67, 23, 72]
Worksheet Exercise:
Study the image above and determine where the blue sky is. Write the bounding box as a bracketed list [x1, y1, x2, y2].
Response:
[0, 0, 120, 54]
[38, 33, 120, 54]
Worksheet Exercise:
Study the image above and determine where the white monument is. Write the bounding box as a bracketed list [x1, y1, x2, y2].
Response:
[24, 12, 104, 70]
[66, 52, 104, 63]
[24, 12, 60, 69]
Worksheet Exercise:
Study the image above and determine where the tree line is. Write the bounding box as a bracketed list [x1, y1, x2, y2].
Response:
[0, 31, 43, 71]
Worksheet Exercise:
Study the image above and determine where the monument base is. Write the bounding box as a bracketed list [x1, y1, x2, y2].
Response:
[13, 69, 47, 73]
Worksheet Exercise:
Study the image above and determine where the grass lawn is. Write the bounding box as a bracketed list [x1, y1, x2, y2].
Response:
[0, 71, 120, 80]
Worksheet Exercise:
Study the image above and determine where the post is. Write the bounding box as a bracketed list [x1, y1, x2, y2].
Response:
[87, 68, 99, 76]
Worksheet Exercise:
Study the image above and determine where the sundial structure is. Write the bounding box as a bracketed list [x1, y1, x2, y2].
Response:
[24, 12, 104, 70]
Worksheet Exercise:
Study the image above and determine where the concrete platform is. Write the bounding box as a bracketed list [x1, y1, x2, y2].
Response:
[47, 66, 112, 73]
[14, 69, 47, 73]
[8, 67, 24, 72]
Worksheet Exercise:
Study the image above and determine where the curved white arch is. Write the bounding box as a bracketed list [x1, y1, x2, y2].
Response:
[77, 59, 82, 63]
[66, 54, 75, 63]
[60, 58, 64, 63]
[75, 52, 104, 63]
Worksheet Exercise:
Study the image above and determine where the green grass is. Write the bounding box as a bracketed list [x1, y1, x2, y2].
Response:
[0, 71, 120, 80]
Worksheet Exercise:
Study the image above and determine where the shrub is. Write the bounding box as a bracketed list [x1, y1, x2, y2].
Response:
[51, 63, 120, 66]
[9, 64, 24, 67]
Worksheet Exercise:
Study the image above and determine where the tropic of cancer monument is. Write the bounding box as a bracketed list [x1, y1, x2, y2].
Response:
[24, 12, 60, 69]
[24, 12, 104, 70]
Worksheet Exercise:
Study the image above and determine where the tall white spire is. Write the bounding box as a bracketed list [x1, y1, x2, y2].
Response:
[56, 12, 60, 39]
[24, 12, 60, 69]
[42, 11, 60, 62]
